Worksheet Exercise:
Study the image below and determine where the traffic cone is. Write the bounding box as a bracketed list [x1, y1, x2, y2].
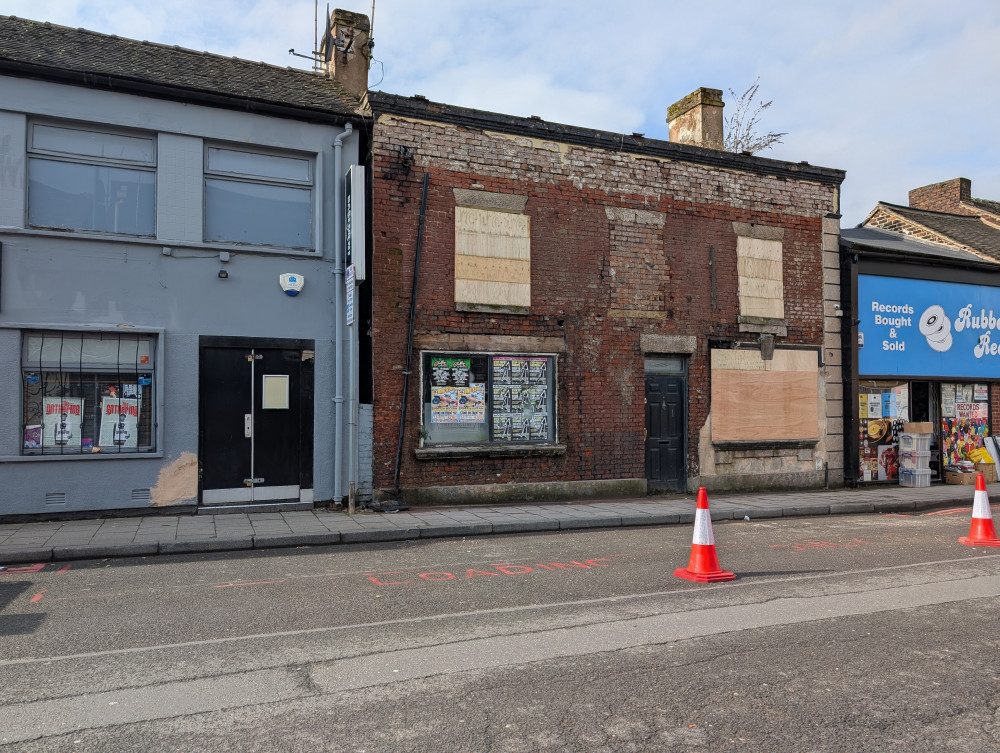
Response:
[674, 487, 736, 582]
[959, 473, 1000, 547]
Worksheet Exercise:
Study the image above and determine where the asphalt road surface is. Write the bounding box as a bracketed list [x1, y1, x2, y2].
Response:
[2, 508, 1000, 752]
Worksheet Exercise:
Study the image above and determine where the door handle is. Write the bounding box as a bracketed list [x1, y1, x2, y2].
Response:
[244, 413, 252, 438]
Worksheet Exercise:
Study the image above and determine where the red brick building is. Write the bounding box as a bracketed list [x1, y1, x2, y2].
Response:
[368, 89, 845, 504]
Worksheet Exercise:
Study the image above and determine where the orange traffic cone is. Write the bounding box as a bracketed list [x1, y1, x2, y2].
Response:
[674, 487, 736, 582]
[959, 473, 1000, 547]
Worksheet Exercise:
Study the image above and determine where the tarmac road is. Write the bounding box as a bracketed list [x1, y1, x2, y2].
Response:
[2, 509, 999, 752]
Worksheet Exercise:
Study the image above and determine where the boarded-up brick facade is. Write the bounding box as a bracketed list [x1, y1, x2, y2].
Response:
[369, 93, 845, 503]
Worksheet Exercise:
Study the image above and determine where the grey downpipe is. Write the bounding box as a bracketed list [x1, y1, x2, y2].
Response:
[393, 172, 430, 495]
[333, 122, 353, 505]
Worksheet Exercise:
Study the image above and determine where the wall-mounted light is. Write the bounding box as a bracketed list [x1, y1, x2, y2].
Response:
[218, 269, 229, 279]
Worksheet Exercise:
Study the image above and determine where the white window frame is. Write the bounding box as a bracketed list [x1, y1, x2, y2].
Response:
[203, 143, 316, 251]
[26, 121, 157, 237]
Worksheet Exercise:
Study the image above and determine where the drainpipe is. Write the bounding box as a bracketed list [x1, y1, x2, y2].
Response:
[333, 122, 353, 506]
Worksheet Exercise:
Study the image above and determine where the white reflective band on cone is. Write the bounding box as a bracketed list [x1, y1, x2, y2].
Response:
[973, 489, 993, 520]
[692, 507, 715, 546]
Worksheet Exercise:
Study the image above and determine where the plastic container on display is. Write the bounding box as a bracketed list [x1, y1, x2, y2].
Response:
[899, 450, 931, 470]
[898, 433, 931, 453]
[899, 468, 932, 488]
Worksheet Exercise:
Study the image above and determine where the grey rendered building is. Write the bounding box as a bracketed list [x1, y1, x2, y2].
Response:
[0, 16, 369, 515]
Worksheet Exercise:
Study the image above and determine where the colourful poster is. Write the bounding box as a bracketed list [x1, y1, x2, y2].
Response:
[859, 394, 868, 419]
[430, 387, 460, 423]
[942, 417, 989, 465]
[42, 397, 84, 448]
[430, 358, 471, 386]
[99, 398, 140, 448]
[457, 385, 486, 424]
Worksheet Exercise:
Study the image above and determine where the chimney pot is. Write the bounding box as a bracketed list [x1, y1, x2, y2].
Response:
[666, 87, 725, 150]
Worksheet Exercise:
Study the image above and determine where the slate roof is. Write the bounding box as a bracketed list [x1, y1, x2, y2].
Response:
[871, 202, 1000, 260]
[840, 226, 998, 265]
[0, 15, 363, 121]
[968, 196, 1000, 219]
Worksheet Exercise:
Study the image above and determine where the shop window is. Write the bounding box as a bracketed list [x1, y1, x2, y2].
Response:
[941, 382, 990, 466]
[21, 331, 156, 456]
[204, 146, 314, 250]
[27, 123, 156, 236]
[858, 381, 909, 482]
[736, 235, 783, 320]
[454, 205, 531, 310]
[421, 353, 555, 445]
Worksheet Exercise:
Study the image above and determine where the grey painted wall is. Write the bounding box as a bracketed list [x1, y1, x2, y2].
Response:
[0, 76, 361, 515]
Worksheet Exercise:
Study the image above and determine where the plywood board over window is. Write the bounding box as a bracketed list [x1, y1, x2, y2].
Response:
[454, 206, 531, 308]
[737, 236, 784, 319]
[711, 348, 818, 441]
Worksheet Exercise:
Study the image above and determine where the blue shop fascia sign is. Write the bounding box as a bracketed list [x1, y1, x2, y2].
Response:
[859, 274, 1000, 378]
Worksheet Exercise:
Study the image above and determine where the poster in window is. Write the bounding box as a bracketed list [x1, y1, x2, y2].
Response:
[430, 387, 460, 423]
[941, 384, 956, 418]
[859, 394, 868, 419]
[894, 385, 909, 422]
[457, 384, 485, 424]
[42, 398, 84, 447]
[99, 397, 140, 448]
[430, 357, 470, 387]
[867, 394, 881, 418]
[974, 384, 989, 402]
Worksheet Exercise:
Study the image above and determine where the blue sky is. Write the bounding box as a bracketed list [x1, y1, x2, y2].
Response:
[7, 0, 999, 224]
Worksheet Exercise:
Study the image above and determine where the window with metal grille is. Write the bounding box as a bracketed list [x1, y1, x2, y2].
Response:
[21, 331, 156, 455]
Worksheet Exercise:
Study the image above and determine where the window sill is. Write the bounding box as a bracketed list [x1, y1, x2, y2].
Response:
[415, 443, 565, 460]
[0, 451, 163, 463]
[456, 302, 531, 316]
[712, 439, 817, 452]
[2, 227, 319, 258]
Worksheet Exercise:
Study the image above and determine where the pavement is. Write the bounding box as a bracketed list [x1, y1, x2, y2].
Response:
[0, 481, 995, 565]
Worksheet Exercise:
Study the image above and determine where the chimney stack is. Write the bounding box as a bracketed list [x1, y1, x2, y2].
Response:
[908, 178, 972, 214]
[321, 9, 371, 98]
[667, 88, 725, 150]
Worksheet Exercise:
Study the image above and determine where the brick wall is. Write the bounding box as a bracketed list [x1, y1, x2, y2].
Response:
[371, 111, 840, 497]
[908, 178, 971, 214]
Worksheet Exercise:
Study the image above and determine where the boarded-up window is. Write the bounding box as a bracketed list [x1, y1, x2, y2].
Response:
[711, 348, 818, 441]
[455, 206, 530, 308]
[737, 236, 783, 319]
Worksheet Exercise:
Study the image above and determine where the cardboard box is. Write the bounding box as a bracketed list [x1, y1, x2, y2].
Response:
[946, 471, 978, 485]
[903, 422, 933, 434]
[977, 462, 997, 484]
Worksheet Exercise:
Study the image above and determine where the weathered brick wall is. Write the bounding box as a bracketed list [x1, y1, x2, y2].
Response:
[371, 112, 839, 495]
[908, 178, 971, 214]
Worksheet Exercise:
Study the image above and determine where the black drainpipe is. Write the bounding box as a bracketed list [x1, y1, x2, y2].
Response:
[393, 172, 430, 496]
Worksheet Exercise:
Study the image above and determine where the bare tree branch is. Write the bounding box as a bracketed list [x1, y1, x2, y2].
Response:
[724, 78, 786, 155]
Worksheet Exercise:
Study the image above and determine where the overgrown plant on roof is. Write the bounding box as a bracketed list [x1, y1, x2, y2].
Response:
[724, 78, 786, 155]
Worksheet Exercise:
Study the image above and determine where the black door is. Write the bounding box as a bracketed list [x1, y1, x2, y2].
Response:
[199, 341, 309, 505]
[645, 373, 686, 491]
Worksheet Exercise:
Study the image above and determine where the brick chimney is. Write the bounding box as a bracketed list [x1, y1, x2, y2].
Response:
[909, 178, 971, 214]
[321, 9, 371, 98]
[667, 88, 725, 150]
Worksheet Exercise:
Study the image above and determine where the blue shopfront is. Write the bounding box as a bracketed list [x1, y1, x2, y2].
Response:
[847, 259, 1000, 484]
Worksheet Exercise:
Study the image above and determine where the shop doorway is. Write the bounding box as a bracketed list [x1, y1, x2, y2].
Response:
[644, 356, 687, 492]
[199, 338, 313, 505]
